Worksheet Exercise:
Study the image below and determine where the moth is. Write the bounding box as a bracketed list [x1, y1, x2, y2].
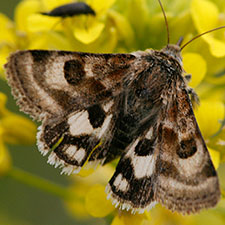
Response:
[5, 0, 221, 215]
[41, 2, 96, 18]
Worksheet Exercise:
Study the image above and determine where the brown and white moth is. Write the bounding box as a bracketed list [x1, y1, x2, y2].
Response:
[4, 0, 221, 215]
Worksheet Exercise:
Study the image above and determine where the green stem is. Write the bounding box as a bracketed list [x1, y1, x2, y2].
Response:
[7, 167, 74, 200]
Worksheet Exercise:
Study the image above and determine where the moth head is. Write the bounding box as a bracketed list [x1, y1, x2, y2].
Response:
[161, 44, 182, 65]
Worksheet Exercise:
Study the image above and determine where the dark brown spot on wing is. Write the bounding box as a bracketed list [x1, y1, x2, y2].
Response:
[87, 104, 106, 128]
[64, 59, 85, 85]
[134, 138, 155, 156]
[162, 126, 178, 145]
[31, 50, 51, 63]
[177, 138, 197, 159]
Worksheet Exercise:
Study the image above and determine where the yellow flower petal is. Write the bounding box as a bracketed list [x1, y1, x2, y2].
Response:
[65, 184, 89, 219]
[183, 53, 206, 88]
[111, 215, 124, 225]
[28, 31, 72, 50]
[204, 36, 225, 58]
[85, 184, 114, 217]
[0, 45, 12, 78]
[111, 212, 149, 225]
[27, 14, 60, 32]
[89, 0, 116, 15]
[41, 0, 71, 11]
[194, 100, 225, 139]
[191, 0, 218, 32]
[15, 0, 41, 32]
[0, 13, 15, 44]
[73, 19, 105, 44]
[108, 10, 134, 46]
[191, 0, 225, 57]
[77, 163, 96, 177]
[1, 115, 36, 145]
[208, 148, 220, 169]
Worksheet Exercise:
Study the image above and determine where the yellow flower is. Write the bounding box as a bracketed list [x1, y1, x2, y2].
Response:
[191, 0, 225, 58]
[111, 211, 150, 225]
[183, 53, 207, 88]
[85, 184, 114, 217]
[65, 165, 114, 219]
[26, 0, 119, 46]
[0, 92, 36, 174]
[194, 99, 224, 168]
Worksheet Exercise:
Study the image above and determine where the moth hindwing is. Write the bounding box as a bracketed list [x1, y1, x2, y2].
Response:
[5, 44, 220, 214]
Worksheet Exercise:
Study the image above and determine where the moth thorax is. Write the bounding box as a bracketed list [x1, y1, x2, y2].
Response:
[161, 44, 182, 65]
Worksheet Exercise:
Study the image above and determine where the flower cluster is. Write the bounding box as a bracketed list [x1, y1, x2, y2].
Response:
[0, 0, 225, 224]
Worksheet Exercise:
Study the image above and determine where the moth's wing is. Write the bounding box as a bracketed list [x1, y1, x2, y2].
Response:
[39, 100, 116, 174]
[106, 126, 158, 213]
[5, 50, 138, 120]
[106, 88, 220, 214]
[5, 50, 143, 174]
[154, 88, 220, 214]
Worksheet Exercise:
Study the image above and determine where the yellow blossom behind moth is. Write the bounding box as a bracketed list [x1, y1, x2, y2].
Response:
[4, 0, 223, 215]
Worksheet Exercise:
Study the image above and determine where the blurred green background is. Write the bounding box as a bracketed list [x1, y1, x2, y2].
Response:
[0, 1, 103, 225]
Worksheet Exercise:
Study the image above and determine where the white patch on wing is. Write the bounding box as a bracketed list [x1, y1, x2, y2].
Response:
[25, 54, 64, 114]
[97, 114, 113, 138]
[73, 148, 86, 163]
[177, 138, 206, 177]
[113, 173, 129, 192]
[65, 145, 77, 157]
[126, 139, 156, 179]
[103, 100, 114, 112]
[132, 155, 155, 179]
[145, 127, 153, 140]
[45, 57, 72, 88]
[65, 146, 86, 164]
[68, 111, 94, 136]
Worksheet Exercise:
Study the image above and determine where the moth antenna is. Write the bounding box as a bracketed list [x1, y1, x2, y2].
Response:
[181, 25, 225, 50]
[157, 0, 170, 45]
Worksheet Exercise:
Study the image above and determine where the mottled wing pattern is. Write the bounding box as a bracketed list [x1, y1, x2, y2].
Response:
[106, 80, 220, 214]
[106, 126, 158, 213]
[155, 87, 220, 213]
[5, 50, 143, 174]
[5, 50, 137, 120]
